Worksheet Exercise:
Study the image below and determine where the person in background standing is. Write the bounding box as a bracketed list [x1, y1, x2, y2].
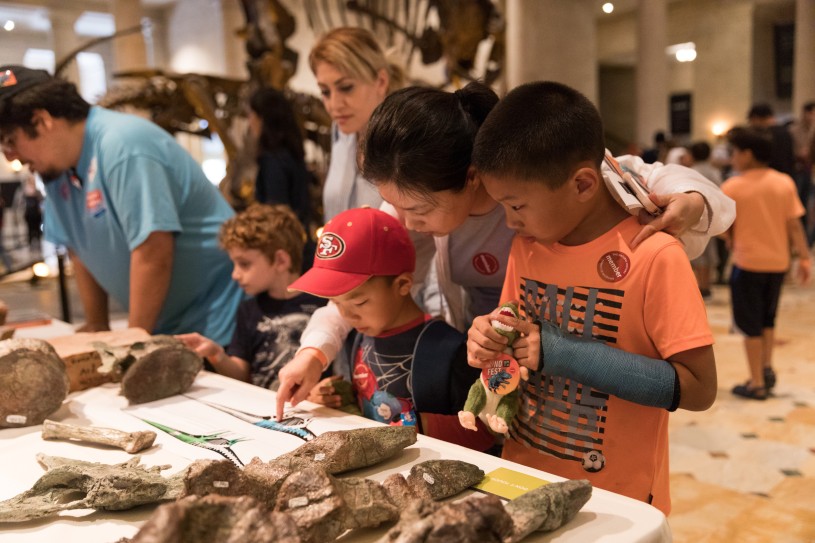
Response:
[247, 87, 316, 270]
[722, 126, 811, 400]
[789, 101, 814, 242]
[747, 103, 795, 178]
[22, 173, 43, 248]
[687, 141, 724, 295]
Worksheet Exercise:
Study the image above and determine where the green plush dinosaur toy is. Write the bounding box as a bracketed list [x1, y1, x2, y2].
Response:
[458, 302, 523, 435]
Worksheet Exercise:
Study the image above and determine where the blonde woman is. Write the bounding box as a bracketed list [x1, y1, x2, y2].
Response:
[309, 27, 404, 221]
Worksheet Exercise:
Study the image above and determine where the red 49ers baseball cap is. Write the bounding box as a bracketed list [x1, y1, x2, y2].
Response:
[288, 207, 415, 297]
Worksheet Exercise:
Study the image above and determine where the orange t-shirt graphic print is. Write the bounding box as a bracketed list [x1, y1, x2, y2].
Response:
[500, 217, 713, 515]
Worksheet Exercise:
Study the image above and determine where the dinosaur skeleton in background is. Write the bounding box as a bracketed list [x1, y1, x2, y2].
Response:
[57, 0, 505, 209]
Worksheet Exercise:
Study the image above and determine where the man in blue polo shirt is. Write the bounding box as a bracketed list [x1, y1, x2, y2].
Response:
[0, 65, 242, 344]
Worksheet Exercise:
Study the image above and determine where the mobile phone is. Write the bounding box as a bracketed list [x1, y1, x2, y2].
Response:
[602, 155, 662, 216]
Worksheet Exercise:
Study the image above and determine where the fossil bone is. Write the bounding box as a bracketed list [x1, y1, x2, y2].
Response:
[41, 419, 157, 453]
[0, 338, 70, 428]
[0, 454, 186, 523]
[503, 479, 593, 542]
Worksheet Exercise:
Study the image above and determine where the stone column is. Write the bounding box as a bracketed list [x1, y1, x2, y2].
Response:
[49, 7, 83, 83]
[505, 0, 597, 102]
[793, 0, 815, 112]
[112, 0, 148, 72]
[635, 0, 668, 147]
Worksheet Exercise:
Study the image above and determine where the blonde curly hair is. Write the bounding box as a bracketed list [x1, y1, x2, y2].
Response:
[219, 204, 306, 273]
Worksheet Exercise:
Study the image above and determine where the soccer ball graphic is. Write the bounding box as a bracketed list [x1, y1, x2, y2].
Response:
[582, 450, 605, 473]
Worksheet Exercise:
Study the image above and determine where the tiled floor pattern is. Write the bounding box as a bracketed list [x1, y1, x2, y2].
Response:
[667, 280, 815, 542]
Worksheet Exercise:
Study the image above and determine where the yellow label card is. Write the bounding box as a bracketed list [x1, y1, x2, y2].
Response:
[474, 467, 549, 500]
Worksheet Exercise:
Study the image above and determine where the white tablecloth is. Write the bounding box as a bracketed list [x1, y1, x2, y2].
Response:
[0, 370, 671, 542]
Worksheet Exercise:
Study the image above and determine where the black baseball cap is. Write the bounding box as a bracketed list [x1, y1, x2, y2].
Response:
[0, 65, 52, 110]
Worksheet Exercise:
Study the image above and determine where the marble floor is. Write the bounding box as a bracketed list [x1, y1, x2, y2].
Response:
[667, 279, 815, 543]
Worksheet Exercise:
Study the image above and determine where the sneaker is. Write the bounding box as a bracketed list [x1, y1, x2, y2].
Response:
[763, 367, 776, 391]
[732, 382, 767, 400]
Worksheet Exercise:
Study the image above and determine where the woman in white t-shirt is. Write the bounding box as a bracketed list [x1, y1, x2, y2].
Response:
[275, 82, 735, 416]
[309, 27, 404, 221]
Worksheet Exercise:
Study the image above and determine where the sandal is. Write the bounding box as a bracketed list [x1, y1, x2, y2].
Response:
[763, 367, 776, 391]
[732, 382, 767, 400]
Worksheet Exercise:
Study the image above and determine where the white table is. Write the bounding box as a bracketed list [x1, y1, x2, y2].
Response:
[0, 371, 671, 542]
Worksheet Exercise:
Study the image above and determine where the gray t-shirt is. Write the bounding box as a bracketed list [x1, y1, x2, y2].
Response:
[448, 204, 515, 322]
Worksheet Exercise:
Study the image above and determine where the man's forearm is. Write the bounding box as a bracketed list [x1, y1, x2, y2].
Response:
[70, 250, 110, 329]
[129, 231, 174, 333]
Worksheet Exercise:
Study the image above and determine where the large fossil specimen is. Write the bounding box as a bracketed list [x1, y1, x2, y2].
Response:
[128, 465, 589, 542]
[0, 426, 419, 524]
[126, 458, 485, 543]
[0, 454, 185, 523]
[0, 338, 70, 428]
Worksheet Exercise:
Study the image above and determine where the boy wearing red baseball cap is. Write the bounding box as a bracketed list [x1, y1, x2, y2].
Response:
[288, 207, 494, 451]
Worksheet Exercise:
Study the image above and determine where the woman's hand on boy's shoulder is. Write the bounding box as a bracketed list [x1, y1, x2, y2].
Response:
[631, 191, 705, 248]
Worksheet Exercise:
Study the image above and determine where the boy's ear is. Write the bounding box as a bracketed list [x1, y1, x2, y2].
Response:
[394, 272, 414, 295]
[465, 166, 479, 190]
[273, 249, 292, 270]
[572, 166, 601, 202]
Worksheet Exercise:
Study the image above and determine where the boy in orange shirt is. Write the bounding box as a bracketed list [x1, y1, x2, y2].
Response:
[466, 81, 718, 514]
[721, 127, 811, 399]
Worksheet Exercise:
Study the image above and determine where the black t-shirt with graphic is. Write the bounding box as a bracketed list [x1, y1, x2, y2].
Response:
[226, 292, 325, 389]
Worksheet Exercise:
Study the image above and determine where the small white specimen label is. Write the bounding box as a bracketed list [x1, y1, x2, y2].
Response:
[314, 453, 326, 461]
[289, 496, 309, 508]
[5, 414, 26, 424]
[213, 480, 229, 488]
[423, 473, 435, 485]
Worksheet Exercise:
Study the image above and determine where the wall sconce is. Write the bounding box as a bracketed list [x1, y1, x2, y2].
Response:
[666, 42, 696, 62]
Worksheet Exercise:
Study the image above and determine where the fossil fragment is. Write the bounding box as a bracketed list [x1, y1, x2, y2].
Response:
[116, 336, 203, 404]
[380, 494, 514, 543]
[128, 494, 301, 543]
[0, 454, 186, 523]
[405, 460, 485, 501]
[273, 426, 417, 474]
[41, 419, 157, 453]
[47, 328, 150, 392]
[274, 467, 347, 542]
[379, 479, 593, 543]
[503, 479, 593, 542]
[0, 338, 70, 428]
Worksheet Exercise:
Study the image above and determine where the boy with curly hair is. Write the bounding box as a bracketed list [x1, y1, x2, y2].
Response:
[178, 204, 325, 389]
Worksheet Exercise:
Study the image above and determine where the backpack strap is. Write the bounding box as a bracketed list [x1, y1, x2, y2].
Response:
[411, 319, 466, 414]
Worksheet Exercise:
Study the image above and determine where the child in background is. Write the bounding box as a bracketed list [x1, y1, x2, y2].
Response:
[721, 127, 811, 399]
[178, 204, 325, 389]
[289, 207, 494, 452]
[466, 81, 718, 514]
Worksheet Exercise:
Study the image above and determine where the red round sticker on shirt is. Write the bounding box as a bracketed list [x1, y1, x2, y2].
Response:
[480, 354, 521, 395]
[597, 251, 631, 282]
[473, 253, 500, 275]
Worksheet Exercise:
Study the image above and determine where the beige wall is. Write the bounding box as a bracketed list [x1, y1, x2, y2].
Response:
[598, 0, 766, 146]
